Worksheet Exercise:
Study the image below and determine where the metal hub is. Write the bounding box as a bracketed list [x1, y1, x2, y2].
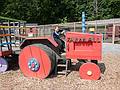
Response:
[87, 70, 92, 76]
[28, 58, 40, 72]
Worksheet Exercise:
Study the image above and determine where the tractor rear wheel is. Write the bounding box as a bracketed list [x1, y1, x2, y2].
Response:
[19, 44, 56, 79]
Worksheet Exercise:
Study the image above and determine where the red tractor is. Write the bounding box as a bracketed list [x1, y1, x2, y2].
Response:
[19, 32, 102, 80]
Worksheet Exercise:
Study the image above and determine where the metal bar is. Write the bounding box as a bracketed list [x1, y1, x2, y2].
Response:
[65, 60, 68, 76]
[82, 12, 86, 33]
[0, 26, 38, 29]
[8, 20, 12, 50]
[13, 22, 16, 43]
[18, 22, 21, 35]
[0, 34, 13, 37]
[0, 36, 2, 51]
[0, 22, 3, 51]
[3, 28, 10, 50]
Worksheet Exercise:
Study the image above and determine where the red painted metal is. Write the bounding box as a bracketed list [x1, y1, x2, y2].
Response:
[79, 62, 100, 80]
[20, 36, 58, 48]
[66, 32, 102, 60]
[19, 45, 52, 79]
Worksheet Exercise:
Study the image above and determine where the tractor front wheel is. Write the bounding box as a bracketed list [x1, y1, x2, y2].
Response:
[79, 62, 100, 80]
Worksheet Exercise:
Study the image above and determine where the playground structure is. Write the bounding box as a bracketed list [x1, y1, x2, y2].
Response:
[0, 22, 102, 80]
[2, 16, 117, 80]
[0, 25, 40, 71]
[0, 16, 26, 72]
[18, 31, 102, 80]
[1, 17, 120, 80]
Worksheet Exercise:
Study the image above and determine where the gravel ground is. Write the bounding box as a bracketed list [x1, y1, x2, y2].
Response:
[0, 43, 120, 90]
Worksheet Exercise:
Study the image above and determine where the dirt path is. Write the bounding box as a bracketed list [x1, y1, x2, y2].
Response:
[0, 43, 120, 90]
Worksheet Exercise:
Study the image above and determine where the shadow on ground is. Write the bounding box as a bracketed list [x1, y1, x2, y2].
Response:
[68, 61, 106, 74]
[7, 54, 19, 71]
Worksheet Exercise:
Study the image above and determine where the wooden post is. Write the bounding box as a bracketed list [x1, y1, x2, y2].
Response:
[8, 20, 10, 34]
[43, 25, 45, 36]
[112, 24, 115, 44]
[95, 20, 98, 33]
[41, 25, 45, 36]
[18, 22, 21, 35]
[23, 22, 26, 34]
[13, 22, 16, 34]
[86, 24, 88, 33]
[38, 27, 40, 36]
[73, 22, 76, 32]
[104, 25, 107, 41]
[18, 22, 22, 42]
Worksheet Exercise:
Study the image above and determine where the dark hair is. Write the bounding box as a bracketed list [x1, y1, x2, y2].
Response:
[54, 25, 59, 29]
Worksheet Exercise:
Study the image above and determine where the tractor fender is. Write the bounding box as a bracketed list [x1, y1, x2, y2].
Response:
[20, 36, 61, 58]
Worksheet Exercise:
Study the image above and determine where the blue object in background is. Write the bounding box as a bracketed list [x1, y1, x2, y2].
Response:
[82, 12, 86, 33]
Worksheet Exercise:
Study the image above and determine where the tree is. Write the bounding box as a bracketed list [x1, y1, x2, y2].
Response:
[0, 0, 120, 24]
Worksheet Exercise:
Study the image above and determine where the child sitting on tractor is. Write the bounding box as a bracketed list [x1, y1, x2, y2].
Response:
[53, 26, 65, 53]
